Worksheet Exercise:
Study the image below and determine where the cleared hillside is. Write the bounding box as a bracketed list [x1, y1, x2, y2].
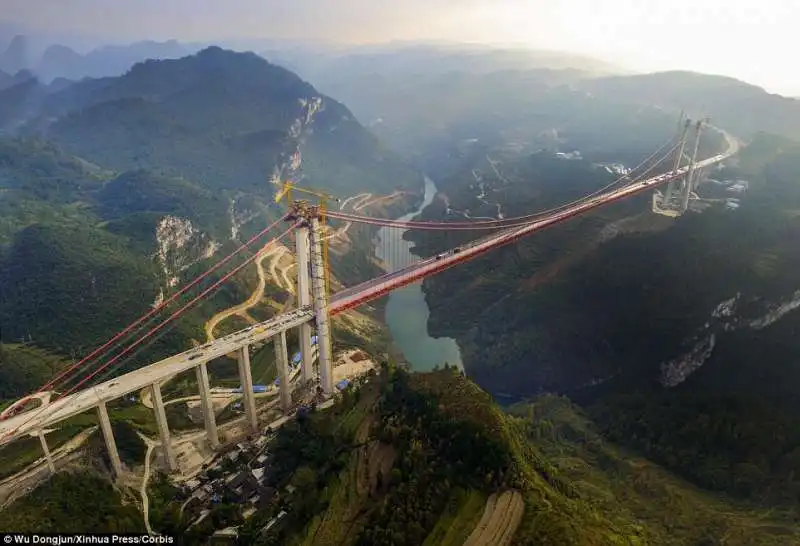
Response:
[2, 367, 796, 543]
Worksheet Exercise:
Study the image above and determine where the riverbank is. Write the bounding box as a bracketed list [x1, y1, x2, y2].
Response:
[377, 177, 464, 371]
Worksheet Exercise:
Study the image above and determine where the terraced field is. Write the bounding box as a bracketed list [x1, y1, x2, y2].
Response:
[422, 489, 488, 546]
[463, 490, 525, 546]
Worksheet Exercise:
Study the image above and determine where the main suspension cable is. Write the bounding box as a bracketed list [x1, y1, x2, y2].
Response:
[328, 141, 680, 232]
[328, 136, 679, 230]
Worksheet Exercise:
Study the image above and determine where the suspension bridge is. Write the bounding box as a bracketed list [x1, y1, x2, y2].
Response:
[0, 117, 738, 478]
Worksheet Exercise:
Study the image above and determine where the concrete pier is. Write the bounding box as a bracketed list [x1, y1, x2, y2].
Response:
[309, 216, 335, 394]
[37, 430, 55, 474]
[237, 346, 258, 432]
[150, 382, 177, 471]
[295, 226, 315, 383]
[195, 361, 219, 448]
[276, 330, 291, 411]
[96, 401, 122, 477]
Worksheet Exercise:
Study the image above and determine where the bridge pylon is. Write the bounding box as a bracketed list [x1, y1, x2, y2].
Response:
[287, 201, 335, 395]
[680, 119, 705, 213]
[660, 117, 692, 211]
[294, 225, 315, 383]
[653, 116, 706, 217]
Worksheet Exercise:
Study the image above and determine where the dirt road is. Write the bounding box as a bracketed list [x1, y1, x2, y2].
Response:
[204, 243, 294, 343]
[139, 434, 157, 535]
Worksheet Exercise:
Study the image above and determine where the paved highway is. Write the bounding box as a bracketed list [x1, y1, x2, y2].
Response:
[0, 306, 314, 444]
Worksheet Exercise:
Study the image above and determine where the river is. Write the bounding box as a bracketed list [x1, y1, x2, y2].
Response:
[375, 177, 464, 371]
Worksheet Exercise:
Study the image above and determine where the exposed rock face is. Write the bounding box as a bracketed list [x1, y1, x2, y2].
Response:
[659, 290, 800, 386]
[749, 290, 800, 330]
[155, 216, 219, 288]
[269, 96, 324, 187]
[661, 334, 716, 387]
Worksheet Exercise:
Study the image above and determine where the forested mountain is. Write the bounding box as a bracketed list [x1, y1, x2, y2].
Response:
[6, 366, 795, 543]
[0, 51, 422, 393]
[3, 32, 800, 538]
[0, 138, 246, 391]
[406, 130, 800, 508]
[5, 46, 421, 198]
[233, 368, 799, 544]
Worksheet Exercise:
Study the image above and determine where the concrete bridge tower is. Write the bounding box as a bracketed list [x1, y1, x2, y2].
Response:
[680, 119, 705, 213]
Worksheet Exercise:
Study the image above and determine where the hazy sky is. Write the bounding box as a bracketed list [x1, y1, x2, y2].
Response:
[3, 0, 798, 94]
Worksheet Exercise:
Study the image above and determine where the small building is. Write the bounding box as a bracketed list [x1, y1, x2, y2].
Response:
[231, 486, 245, 503]
[263, 511, 287, 533]
[213, 527, 239, 539]
[184, 496, 205, 516]
[243, 476, 261, 498]
[227, 471, 250, 491]
[189, 509, 210, 528]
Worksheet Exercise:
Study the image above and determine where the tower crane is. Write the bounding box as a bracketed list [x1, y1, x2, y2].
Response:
[274, 180, 341, 208]
[274, 180, 340, 297]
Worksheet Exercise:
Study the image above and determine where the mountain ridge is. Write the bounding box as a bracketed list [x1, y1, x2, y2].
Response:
[17, 47, 422, 198]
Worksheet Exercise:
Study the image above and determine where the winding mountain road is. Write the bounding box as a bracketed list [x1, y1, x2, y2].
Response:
[205, 243, 295, 343]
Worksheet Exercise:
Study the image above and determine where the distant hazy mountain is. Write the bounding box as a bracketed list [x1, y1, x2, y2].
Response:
[261, 43, 628, 174]
[36, 44, 85, 81]
[34, 39, 196, 82]
[0, 35, 31, 75]
[263, 43, 625, 86]
[578, 71, 800, 141]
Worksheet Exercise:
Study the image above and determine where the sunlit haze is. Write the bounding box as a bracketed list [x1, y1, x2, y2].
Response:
[2, 0, 799, 94]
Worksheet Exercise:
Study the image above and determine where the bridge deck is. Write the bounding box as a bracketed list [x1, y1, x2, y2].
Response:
[0, 307, 314, 443]
[1, 132, 737, 445]
[329, 147, 734, 314]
